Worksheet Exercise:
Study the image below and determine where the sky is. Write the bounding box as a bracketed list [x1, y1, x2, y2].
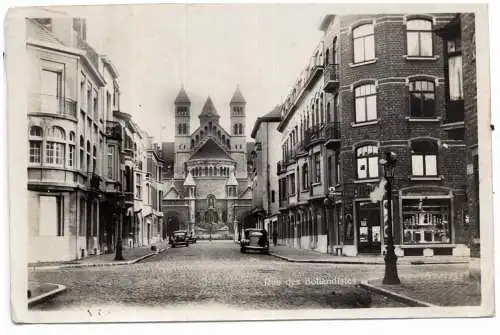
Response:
[54, 4, 331, 142]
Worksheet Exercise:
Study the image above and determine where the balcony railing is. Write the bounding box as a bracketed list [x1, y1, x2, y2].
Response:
[304, 125, 325, 148]
[87, 172, 103, 191]
[106, 121, 122, 141]
[277, 161, 287, 175]
[324, 64, 340, 93]
[444, 99, 465, 124]
[324, 121, 341, 144]
[293, 142, 306, 159]
[31, 94, 77, 118]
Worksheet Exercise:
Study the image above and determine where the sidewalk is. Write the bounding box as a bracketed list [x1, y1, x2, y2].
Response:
[360, 272, 481, 307]
[28, 282, 67, 307]
[28, 242, 168, 270]
[269, 245, 470, 265]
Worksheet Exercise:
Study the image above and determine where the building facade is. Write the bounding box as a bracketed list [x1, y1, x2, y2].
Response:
[276, 13, 470, 257]
[249, 106, 282, 233]
[161, 88, 253, 239]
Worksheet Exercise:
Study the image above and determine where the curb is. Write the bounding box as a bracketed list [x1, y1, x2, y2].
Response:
[28, 248, 167, 271]
[269, 252, 469, 266]
[269, 252, 383, 265]
[359, 281, 437, 307]
[28, 283, 67, 308]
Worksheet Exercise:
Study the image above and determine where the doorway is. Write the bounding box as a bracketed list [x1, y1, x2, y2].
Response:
[356, 201, 381, 254]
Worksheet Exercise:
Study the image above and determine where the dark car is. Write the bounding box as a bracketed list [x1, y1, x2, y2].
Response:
[240, 229, 269, 254]
[170, 230, 189, 248]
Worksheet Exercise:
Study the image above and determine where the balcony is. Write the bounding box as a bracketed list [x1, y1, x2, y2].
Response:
[106, 121, 122, 141]
[30, 94, 77, 119]
[442, 100, 465, 129]
[324, 122, 341, 149]
[123, 192, 135, 205]
[277, 161, 287, 175]
[323, 64, 340, 93]
[87, 172, 103, 192]
[293, 142, 307, 159]
[304, 125, 325, 149]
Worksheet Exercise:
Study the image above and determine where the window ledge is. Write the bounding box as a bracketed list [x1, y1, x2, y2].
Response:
[351, 119, 380, 127]
[441, 121, 465, 129]
[312, 182, 322, 187]
[349, 58, 377, 68]
[409, 176, 443, 181]
[403, 55, 439, 61]
[405, 116, 441, 122]
[353, 178, 379, 184]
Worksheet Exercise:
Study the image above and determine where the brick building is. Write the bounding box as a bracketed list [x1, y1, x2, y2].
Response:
[161, 87, 253, 239]
[436, 13, 479, 256]
[276, 13, 471, 257]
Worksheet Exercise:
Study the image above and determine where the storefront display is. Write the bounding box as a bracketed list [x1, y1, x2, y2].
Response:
[402, 199, 451, 244]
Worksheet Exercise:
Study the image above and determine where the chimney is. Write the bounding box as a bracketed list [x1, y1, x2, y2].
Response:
[73, 18, 87, 41]
[50, 17, 76, 47]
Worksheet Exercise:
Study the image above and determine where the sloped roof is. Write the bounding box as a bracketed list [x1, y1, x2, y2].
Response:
[174, 87, 191, 105]
[230, 86, 246, 104]
[226, 171, 239, 186]
[190, 138, 233, 161]
[199, 97, 220, 120]
[183, 171, 196, 187]
[251, 105, 282, 138]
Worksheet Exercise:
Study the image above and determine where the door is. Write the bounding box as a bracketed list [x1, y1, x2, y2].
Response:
[356, 202, 381, 254]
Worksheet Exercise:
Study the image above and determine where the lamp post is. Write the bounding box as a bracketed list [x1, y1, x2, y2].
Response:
[114, 194, 125, 261]
[379, 151, 400, 285]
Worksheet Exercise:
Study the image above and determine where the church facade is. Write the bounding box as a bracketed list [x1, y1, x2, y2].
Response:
[161, 87, 253, 239]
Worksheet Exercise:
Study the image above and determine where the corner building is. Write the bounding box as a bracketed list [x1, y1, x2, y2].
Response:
[277, 13, 470, 257]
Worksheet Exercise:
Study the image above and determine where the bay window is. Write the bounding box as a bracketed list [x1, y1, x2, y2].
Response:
[29, 126, 43, 163]
[45, 126, 65, 166]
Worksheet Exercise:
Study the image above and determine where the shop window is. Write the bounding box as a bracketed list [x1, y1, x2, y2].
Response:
[411, 140, 438, 176]
[354, 84, 377, 123]
[356, 145, 379, 179]
[353, 23, 375, 63]
[402, 199, 451, 244]
[409, 80, 436, 118]
[406, 19, 433, 57]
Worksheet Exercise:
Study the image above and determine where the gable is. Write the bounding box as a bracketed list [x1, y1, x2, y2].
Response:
[165, 186, 181, 200]
[239, 186, 253, 200]
[190, 138, 233, 161]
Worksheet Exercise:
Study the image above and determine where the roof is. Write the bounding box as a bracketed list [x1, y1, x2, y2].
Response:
[226, 171, 239, 186]
[190, 138, 233, 161]
[250, 105, 282, 138]
[174, 87, 191, 105]
[183, 171, 196, 187]
[230, 86, 246, 104]
[199, 97, 220, 120]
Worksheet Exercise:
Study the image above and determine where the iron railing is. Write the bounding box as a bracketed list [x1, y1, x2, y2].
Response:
[31, 94, 77, 118]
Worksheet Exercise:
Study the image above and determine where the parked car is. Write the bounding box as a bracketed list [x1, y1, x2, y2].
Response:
[170, 230, 189, 248]
[240, 228, 269, 254]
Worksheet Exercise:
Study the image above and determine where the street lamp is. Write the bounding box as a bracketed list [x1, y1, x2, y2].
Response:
[379, 151, 400, 284]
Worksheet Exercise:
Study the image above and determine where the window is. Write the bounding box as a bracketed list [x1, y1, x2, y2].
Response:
[86, 141, 91, 173]
[314, 153, 321, 183]
[68, 131, 75, 167]
[353, 23, 375, 63]
[335, 151, 341, 185]
[29, 126, 43, 163]
[107, 145, 114, 179]
[402, 199, 450, 244]
[409, 80, 436, 117]
[92, 146, 97, 173]
[41, 69, 62, 114]
[302, 163, 309, 190]
[106, 92, 111, 119]
[447, 38, 463, 101]
[93, 89, 98, 119]
[289, 173, 296, 195]
[406, 19, 433, 57]
[80, 76, 86, 110]
[411, 141, 438, 176]
[80, 136, 85, 171]
[87, 83, 92, 117]
[182, 123, 187, 135]
[79, 198, 86, 236]
[46, 126, 65, 166]
[136, 174, 142, 199]
[356, 145, 379, 179]
[355, 84, 377, 123]
[271, 190, 275, 203]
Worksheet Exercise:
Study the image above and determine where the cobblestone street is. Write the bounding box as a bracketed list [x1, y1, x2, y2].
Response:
[28, 241, 473, 311]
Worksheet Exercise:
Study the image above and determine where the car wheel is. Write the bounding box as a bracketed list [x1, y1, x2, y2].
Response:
[240, 247, 246, 253]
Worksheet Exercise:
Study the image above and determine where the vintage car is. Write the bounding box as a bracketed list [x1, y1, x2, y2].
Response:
[170, 230, 189, 248]
[240, 228, 269, 254]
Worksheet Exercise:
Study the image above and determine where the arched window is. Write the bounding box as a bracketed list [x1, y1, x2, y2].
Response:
[356, 145, 379, 179]
[46, 126, 66, 166]
[177, 124, 182, 135]
[204, 166, 208, 176]
[227, 139, 230, 147]
[80, 136, 85, 171]
[302, 163, 309, 190]
[320, 94, 324, 125]
[311, 104, 315, 127]
[29, 126, 43, 163]
[411, 140, 438, 176]
[182, 123, 187, 135]
[326, 102, 331, 123]
[207, 195, 215, 208]
[86, 141, 91, 172]
[67, 131, 75, 168]
[200, 130, 204, 138]
[209, 166, 213, 176]
[195, 134, 199, 143]
[353, 23, 375, 63]
[406, 19, 433, 57]
[234, 124, 238, 135]
[354, 84, 377, 123]
[409, 80, 435, 118]
[325, 48, 330, 66]
[92, 145, 97, 173]
[191, 139, 194, 148]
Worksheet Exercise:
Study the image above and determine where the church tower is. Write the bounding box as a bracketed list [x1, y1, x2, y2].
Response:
[174, 87, 191, 179]
[229, 86, 247, 179]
